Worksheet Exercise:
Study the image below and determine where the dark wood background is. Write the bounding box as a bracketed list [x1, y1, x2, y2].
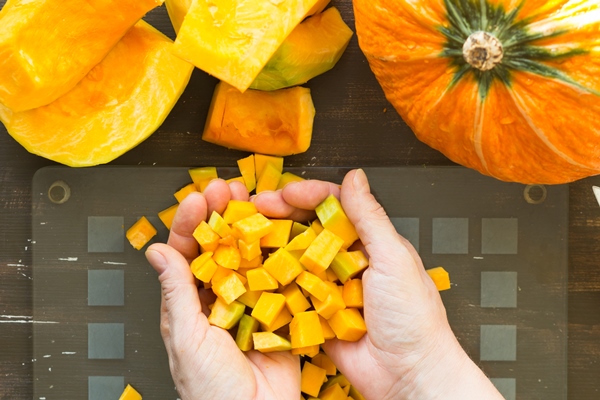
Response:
[1, 1, 599, 398]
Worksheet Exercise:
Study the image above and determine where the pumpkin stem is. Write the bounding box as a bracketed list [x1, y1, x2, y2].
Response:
[462, 31, 503, 71]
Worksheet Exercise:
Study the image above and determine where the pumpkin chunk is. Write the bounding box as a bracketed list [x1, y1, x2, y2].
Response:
[126, 216, 157, 250]
[193, 220, 220, 253]
[247, 267, 279, 291]
[189, 166, 218, 192]
[235, 314, 260, 352]
[328, 308, 367, 342]
[315, 194, 359, 248]
[296, 271, 330, 302]
[300, 229, 344, 274]
[237, 287, 264, 309]
[172, 0, 320, 92]
[319, 383, 347, 400]
[255, 154, 284, 179]
[174, 183, 197, 203]
[0, 0, 163, 112]
[119, 383, 142, 400]
[207, 298, 245, 329]
[426, 267, 451, 291]
[301, 362, 328, 397]
[260, 307, 293, 332]
[277, 172, 305, 190]
[158, 204, 178, 230]
[264, 248, 305, 286]
[223, 200, 258, 225]
[202, 82, 315, 156]
[232, 213, 274, 243]
[292, 345, 321, 357]
[190, 252, 218, 283]
[311, 352, 337, 376]
[237, 154, 257, 192]
[280, 282, 311, 316]
[261, 219, 293, 248]
[252, 332, 292, 353]
[239, 239, 262, 261]
[311, 282, 346, 320]
[342, 279, 364, 308]
[290, 311, 325, 348]
[330, 250, 369, 284]
[251, 292, 287, 327]
[212, 270, 247, 304]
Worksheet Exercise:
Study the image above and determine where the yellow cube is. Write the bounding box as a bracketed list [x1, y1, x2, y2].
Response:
[212, 270, 247, 304]
[126, 216, 157, 250]
[342, 279, 364, 308]
[255, 154, 283, 179]
[315, 194, 359, 248]
[328, 308, 367, 342]
[260, 306, 292, 332]
[119, 384, 142, 400]
[285, 226, 317, 252]
[240, 254, 263, 269]
[296, 271, 330, 302]
[319, 315, 336, 340]
[174, 182, 197, 203]
[280, 282, 311, 316]
[426, 266, 451, 291]
[158, 204, 178, 230]
[239, 239, 262, 261]
[290, 310, 324, 349]
[237, 154, 256, 192]
[223, 200, 258, 224]
[263, 248, 304, 286]
[292, 345, 320, 357]
[237, 286, 264, 308]
[311, 282, 346, 320]
[190, 252, 218, 283]
[189, 166, 218, 192]
[213, 245, 241, 270]
[301, 361, 327, 397]
[251, 292, 286, 327]
[256, 162, 282, 193]
[330, 250, 369, 283]
[208, 211, 233, 238]
[311, 352, 337, 376]
[299, 229, 344, 274]
[260, 219, 293, 248]
[247, 267, 278, 291]
[193, 220, 220, 252]
[232, 213, 274, 243]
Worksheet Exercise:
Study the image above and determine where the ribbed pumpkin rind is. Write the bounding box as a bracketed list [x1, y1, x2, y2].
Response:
[354, 0, 600, 184]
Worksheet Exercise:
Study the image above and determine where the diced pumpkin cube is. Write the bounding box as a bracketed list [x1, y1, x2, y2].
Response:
[326, 268, 339, 283]
[236, 314, 260, 352]
[239, 239, 262, 261]
[280, 282, 311, 316]
[348, 386, 366, 400]
[330, 250, 369, 284]
[296, 271, 330, 302]
[240, 254, 263, 269]
[290, 310, 324, 348]
[263, 248, 304, 286]
[285, 226, 317, 252]
[311, 353, 337, 376]
[426, 267, 451, 291]
[119, 384, 142, 400]
[256, 162, 283, 193]
[158, 204, 179, 230]
[342, 279, 363, 308]
[252, 332, 292, 353]
[311, 282, 346, 319]
[300, 229, 344, 274]
[251, 292, 286, 327]
[190, 252, 217, 283]
[315, 269, 329, 282]
[212, 270, 247, 304]
[218, 234, 238, 248]
[223, 200, 258, 225]
[126, 216, 157, 250]
[301, 361, 328, 397]
[290, 221, 310, 240]
[208, 211, 233, 238]
[237, 154, 257, 192]
[260, 219, 293, 248]
[311, 219, 324, 235]
[316, 194, 359, 248]
[255, 154, 284, 179]
[319, 315, 336, 340]
[207, 298, 245, 329]
[321, 375, 351, 392]
[174, 182, 198, 203]
[193, 220, 220, 252]
[320, 383, 347, 400]
[232, 213, 274, 243]
[292, 345, 321, 357]
[260, 306, 293, 332]
[189, 166, 218, 192]
[237, 286, 264, 308]
[213, 245, 241, 270]
[277, 172, 305, 190]
[212, 265, 232, 284]
[328, 308, 367, 342]
[247, 267, 279, 291]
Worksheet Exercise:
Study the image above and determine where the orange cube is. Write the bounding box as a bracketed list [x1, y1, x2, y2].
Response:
[251, 292, 286, 327]
[247, 267, 278, 291]
[260, 306, 293, 332]
[319, 383, 347, 400]
[299, 229, 344, 274]
[212, 270, 247, 304]
[342, 279, 364, 308]
[207, 297, 245, 329]
[260, 219, 293, 248]
[237, 286, 263, 308]
[232, 213, 274, 243]
[301, 361, 327, 397]
[213, 245, 241, 270]
[290, 310, 324, 349]
[189, 166, 218, 192]
[319, 315, 336, 340]
[158, 204, 178, 230]
[239, 239, 262, 261]
[292, 345, 320, 357]
[315, 194, 359, 248]
[237, 154, 256, 192]
[280, 282, 311, 316]
[254, 154, 283, 179]
[285, 226, 317, 252]
[223, 200, 258, 224]
[296, 271, 330, 302]
[311, 282, 346, 319]
[256, 162, 282, 193]
[311, 353, 337, 376]
[190, 252, 218, 283]
[193, 220, 220, 252]
[328, 308, 367, 342]
[426, 266, 451, 291]
[126, 216, 157, 250]
[174, 182, 197, 203]
[263, 248, 304, 286]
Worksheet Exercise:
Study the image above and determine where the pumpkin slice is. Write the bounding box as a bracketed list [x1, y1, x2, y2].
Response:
[171, 0, 320, 92]
[203, 82, 315, 156]
[250, 7, 353, 91]
[0, 0, 163, 112]
[0, 21, 194, 167]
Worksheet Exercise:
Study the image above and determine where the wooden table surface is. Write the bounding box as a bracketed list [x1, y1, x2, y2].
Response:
[1, 1, 599, 398]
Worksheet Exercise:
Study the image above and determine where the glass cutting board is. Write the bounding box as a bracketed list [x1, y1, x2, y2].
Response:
[32, 166, 568, 400]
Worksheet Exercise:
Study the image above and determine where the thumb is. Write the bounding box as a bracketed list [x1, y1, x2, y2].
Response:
[341, 169, 423, 276]
[146, 243, 204, 332]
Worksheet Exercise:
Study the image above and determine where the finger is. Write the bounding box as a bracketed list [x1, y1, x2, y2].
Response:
[252, 190, 316, 222]
[203, 179, 231, 216]
[168, 192, 207, 263]
[246, 350, 300, 392]
[340, 169, 422, 276]
[146, 243, 207, 339]
[281, 180, 341, 210]
[321, 339, 370, 389]
[229, 180, 250, 201]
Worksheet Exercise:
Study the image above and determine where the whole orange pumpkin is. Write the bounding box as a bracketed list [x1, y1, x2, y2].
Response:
[354, 0, 600, 184]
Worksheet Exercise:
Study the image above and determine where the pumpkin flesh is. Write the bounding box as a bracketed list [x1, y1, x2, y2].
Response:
[0, 0, 163, 112]
[354, 0, 600, 184]
[0, 21, 194, 167]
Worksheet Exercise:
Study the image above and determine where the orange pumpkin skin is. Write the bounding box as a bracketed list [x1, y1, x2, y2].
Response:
[354, 0, 600, 184]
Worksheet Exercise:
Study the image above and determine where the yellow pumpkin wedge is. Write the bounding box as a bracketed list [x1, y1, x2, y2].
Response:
[0, 0, 163, 112]
[354, 0, 600, 184]
[171, 0, 320, 92]
[203, 82, 315, 156]
[0, 21, 193, 167]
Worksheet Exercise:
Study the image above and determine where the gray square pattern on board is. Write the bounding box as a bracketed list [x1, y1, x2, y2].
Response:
[88, 323, 124, 359]
[481, 325, 517, 361]
[481, 271, 517, 308]
[482, 218, 518, 254]
[88, 376, 124, 400]
[88, 269, 124, 306]
[432, 218, 468, 254]
[88, 216, 124, 253]
[490, 378, 516, 400]
[390, 217, 419, 251]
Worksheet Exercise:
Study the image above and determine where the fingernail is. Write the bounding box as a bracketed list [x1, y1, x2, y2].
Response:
[145, 247, 167, 274]
[353, 169, 369, 193]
